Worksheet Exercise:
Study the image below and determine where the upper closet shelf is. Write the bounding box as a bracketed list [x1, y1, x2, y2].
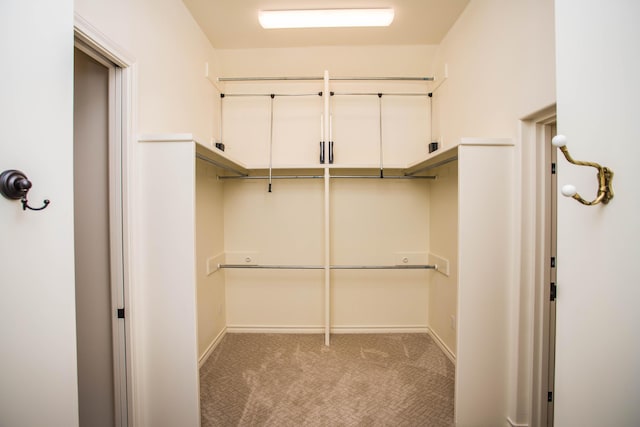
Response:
[139, 133, 249, 176]
[404, 138, 514, 175]
[139, 135, 511, 179]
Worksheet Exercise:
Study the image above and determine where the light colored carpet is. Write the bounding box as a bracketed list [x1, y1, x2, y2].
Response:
[200, 333, 454, 426]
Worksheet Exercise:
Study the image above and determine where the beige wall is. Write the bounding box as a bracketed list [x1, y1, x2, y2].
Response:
[432, 0, 556, 149]
[196, 161, 226, 359]
[75, 0, 222, 143]
[330, 179, 430, 329]
[427, 163, 458, 355]
[223, 178, 325, 329]
[218, 45, 436, 78]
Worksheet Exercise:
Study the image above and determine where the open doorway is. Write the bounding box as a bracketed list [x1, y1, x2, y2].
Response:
[522, 105, 557, 426]
[73, 20, 134, 426]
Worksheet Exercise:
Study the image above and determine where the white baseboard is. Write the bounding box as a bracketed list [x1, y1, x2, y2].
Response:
[220, 326, 455, 367]
[225, 325, 430, 334]
[330, 325, 429, 334]
[226, 325, 324, 334]
[506, 417, 529, 427]
[198, 327, 227, 368]
[426, 328, 456, 365]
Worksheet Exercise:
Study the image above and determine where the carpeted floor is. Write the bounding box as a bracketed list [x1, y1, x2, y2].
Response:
[200, 333, 454, 426]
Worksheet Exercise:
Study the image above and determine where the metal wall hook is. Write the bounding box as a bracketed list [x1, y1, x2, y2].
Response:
[552, 135, 614, 205]
[1, 169, 51, 212]
[21, 197, 50, 211]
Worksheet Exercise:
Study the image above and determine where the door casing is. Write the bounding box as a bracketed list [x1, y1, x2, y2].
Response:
[74, 14, 136, 426]
[519, 105, 557, 427]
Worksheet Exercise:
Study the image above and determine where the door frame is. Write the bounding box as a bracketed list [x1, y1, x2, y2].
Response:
[74, 14, 137, 426]
[519, 104, 557, 426]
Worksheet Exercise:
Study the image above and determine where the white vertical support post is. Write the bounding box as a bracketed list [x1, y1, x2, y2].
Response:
[323, 70, 331, 346]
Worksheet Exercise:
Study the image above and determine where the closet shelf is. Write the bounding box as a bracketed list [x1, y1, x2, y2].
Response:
[405, 138, 515, 176]
[140, 134, 510, 180]
[195, 147, 249, 177]
[139, 133, 251, 176]
[404, 145, 459, 176]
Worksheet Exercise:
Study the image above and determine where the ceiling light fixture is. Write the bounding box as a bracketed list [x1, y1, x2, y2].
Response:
[258, 8, 395, 29]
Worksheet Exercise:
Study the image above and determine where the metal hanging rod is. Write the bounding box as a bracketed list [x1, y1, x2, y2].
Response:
[331, 76, 434, 81]
[219, 175, 323, 180]
[221, 92, 323, 98]
[219, 264, 436, 270]
[218, 76, 434, 82]
[331, 175, 436, 180]
[195, 153, 248, 177]
[222, 92, 431, 98]
[219, 76, 324, 82]
[405, 156, 459, 176]
[332, 265, 435, 270]
[331, 92, 431, 97]
[217, 175, 436, 181]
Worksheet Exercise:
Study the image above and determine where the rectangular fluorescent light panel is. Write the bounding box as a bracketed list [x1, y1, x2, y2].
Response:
[259, 8, 395, 29]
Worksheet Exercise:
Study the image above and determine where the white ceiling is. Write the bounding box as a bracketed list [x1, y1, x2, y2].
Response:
[182, 0, 470, 49]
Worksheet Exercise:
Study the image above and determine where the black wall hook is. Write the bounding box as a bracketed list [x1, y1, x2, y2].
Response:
[0, 169, 50, 211]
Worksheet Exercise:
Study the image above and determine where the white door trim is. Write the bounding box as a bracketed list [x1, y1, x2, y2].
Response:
[74, 14, 138, 427]
[518, 104, 557, 427]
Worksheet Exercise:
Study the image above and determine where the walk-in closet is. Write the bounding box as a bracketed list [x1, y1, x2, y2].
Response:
[125, 0, 554, 425]
[140, 69, 513, 424]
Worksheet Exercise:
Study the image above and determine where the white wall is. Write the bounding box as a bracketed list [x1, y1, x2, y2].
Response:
[554, 1, 640, 425]
[0, 1, 79, 426]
